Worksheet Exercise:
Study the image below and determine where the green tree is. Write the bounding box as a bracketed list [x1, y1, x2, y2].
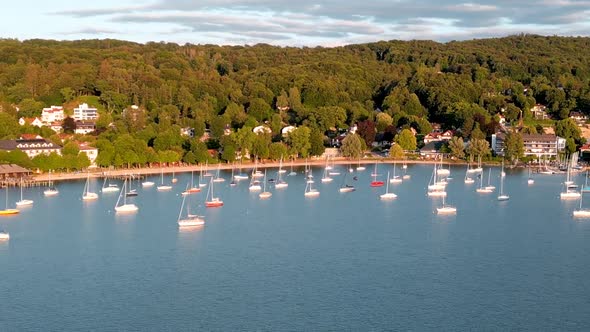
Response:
[309, 128, 326, 157]
[467, 138, 491, 159]
[340, 133, 363, 159]
[394, 129, 417, 151]
[268, 142, 288, 161]
[503, 132, 524, 163]
[389, 144, 405, 159]
[448, 136, 465, 159]
[62, 116, 76, 134]
[285, 126, 311, 157]
[376, 113, 393, 132]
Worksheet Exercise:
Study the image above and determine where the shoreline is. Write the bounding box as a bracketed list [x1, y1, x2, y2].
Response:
[31, 158, 551, 183]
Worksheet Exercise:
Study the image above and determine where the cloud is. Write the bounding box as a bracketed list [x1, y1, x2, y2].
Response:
[60, 27, 118, 35]
[49, 0, 590, 45]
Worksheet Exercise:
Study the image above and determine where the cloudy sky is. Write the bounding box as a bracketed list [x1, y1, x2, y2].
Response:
[2, 0, 590, 46]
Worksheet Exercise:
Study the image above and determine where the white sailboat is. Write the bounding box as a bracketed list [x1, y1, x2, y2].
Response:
[321, 159, 333, 183]
[380, 171, 397, 199]
[248, 166, 262, 191]
[389, 162, 403, 183]
[476, 170, 493, 193]
[183, 170, 201, 195]
[213, 164, 225, 182]
[101, 173, 119, 193]
[15, 177, 34, 206]
[0, 230, 9, 240]
[178, 183, 205, 227]
[356, 157, 366, 171]
[82, 173, 98, 201]
[251, 159, 264, 179]
[157, 168, 172, 191]
[304, 169, 320, 197]
[436, 155, 450, 176]
[464, 164, 475, 184]
[275, 167, 288, 189]
[171, 170, 178, 183]
[560, 182, 581, 199]
[288, 158, 297, 176]
[497, 161, 509, 201]
[278, 157, 287, 174]
[573, 189, 590, 217]
[259, 170, 272, 199]
[437, 194, 457, 214]
[339, 170, 355, 193]
[527, 167, 534, 185]
[141, 173, 155, 187]
[114, 179, 138, 213]
[43, 170, 59, 196]
[484, 168, 496, 191]
[427, 164, 446, 197]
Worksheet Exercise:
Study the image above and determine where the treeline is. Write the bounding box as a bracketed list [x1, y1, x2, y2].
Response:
[0, 34, 589, 168]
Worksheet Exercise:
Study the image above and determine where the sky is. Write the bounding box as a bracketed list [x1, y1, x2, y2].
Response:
[2, 0, 590, 46]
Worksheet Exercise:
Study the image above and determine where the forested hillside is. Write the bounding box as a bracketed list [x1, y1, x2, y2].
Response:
[0, 34, 589, 169]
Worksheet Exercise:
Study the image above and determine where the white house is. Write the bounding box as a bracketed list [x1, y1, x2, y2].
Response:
[0, 138, 62, 158]
[78, 142, 98, 167]
[41, 106, 64, 124]
[74, 121, 96, 135]
[281, 125, 296, 137]
[73, 103, 99, 121]
[253, 125, 271, 135]
[18, 117, 43, 127]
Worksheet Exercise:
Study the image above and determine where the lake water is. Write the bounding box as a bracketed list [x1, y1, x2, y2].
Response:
[1, 164, 590, 330]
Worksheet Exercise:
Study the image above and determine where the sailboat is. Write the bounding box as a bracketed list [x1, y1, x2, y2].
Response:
[436, 155, 450, 176]
[304, 169, 320, 197]
[251, 159, 264, 179]
[198, 165, 208, 187]
[389, 162, 403, 183]
[205, 177, 223, 207]
[171, 170, 178, 183]
[427, 164, 446, 197]
[114, 179, 138, 213]
[234, 161, 249, 180]
[327, 156, 340, 175]
[178, 183, 205, 227]
[527, 167, 535, 185]
[0, 185, 19, 215]
[101, 174, 119, 193]
[213, 164, 225, 183]
[288, 158, 297, 176]
[484, 168, 496, 191]
[380, 171, 397, 199]
[582, 170, 590, 193]
[278, 157, 287, 174]
[43, 170, 59, 196]
[476, 171, 493, 193]
[339, 169, 355, 193]
[183, 170, 201, 194]
[157, 168, 172, 191]
[497, 161, 509, 201]
[0, 230, 9, 240]
[437, 194, 457, 214]
[248, 167, 262, 191]
[573, 189, 590, 217]
[82, 173, 98, 201]
[15, 177, 34, 206]
[259, 170, 272, 199]
[321, 159, 333, 183]
[275, 167, 288, 189]
[356, 157, 366, 171]
[125, 175, 138, 197]
[229, 166, 237, 187]
[370, 164, 384, 187]
[560, 182, 581, 199]
[203, 161, 214, 177]
[464, 164, 475, 184]
[141, 174, 155, 187]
